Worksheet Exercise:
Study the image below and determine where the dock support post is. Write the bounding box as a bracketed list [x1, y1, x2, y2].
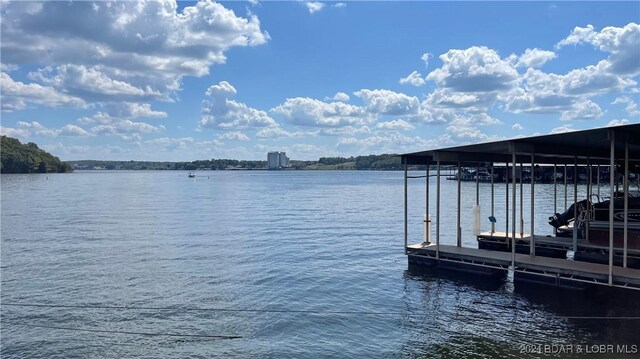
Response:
[506, 161, 509, 242]
[609, 130, 615, 286]
[457, 160, 462, 247]
[512, 146, 517, 267]
[426, 164, 430, 245]
[520, 162, 524, 237]
[553, 164, 557, 236]
[476, 164, 480, 205]
[491, 163, 495, 234]
[436, 160, 441, 259]
[624, 140, 629, 268]
[586, 158, 591, 243]
[573, 157, 578, 252]
[404, 157, 408, 255]
[530, 152, 535, 256]
[564, 164, 568, 211]
[597, 165, 600, 198]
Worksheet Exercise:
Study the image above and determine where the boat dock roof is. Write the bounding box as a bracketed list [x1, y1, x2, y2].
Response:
[402, 123, 640, 165]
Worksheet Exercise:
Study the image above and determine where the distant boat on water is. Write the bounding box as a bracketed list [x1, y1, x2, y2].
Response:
[188, 172, 196, 178]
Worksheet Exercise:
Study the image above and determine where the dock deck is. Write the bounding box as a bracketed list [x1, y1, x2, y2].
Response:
[407, 243, 640, 290]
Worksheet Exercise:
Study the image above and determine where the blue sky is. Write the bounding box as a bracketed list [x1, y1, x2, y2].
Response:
[1, 1, 639, 161]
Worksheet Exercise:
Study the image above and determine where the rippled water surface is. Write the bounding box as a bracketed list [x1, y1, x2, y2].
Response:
[2, 171, 639, 357]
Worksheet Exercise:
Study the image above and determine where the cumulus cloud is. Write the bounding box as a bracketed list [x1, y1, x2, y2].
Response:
[272, 97, 370, 127]
[516, 48, 557, 68]
[305, 1, 325, 14]
[376, 119, 415, 131]
[336, 132, 445, 154]
[255, 126, 306, 138]
[427, 46, 519, 92]
[218, 131, 250, 141]
[354, 89, 420, 116]
[399, 71, 426, 86]
[559, 99, 603, 120]
[421, 53, 432, 68]
[6, 121, 93, 138]
[611, 96, 640, 116]
[512, 123, 524, 130]
[1, 72, 85, 111]
[333, 3, 347, 8]
[200, 81, 277, 129]
[550, 125, 576, 134]
[329, 92, 350, 102]
[607, 119, 631, 127]
[1, 0, 270, 106]
[91, 120, 165, 136]
[556, 23, 640, 76]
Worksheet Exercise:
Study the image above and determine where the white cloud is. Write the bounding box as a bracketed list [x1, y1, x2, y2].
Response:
[556, 23, 640, 76]
[145, 137, 195, 151]
[200, 81, 276, 129]
[272, 97, 370, 127]
[376, 119, 415, 131]
[292, 143, 322, 153]
[329, 92, 350, 103]
[354, 89, 420, 116]
[607, 119, 631, 127]
[7, 121, 93, 138]
[550, 125, 576, 134]
[59, 124, 92, 137]
[1, 1, 270, 106]
[516, 48, 557, 68]
[512, 123, 524, 130]
[319, 126, 371, 136]
[305, 1, 325, 14]
[399, 70, 426, 87]
[421, 53, 432, 68]
[91, 120, 165, 136]
[1, 126, 30, 139]
[218, 131, 250, 141]
[336, 132, 445, 154]
[427, 46, 519, 92]
[445, 113, 502, 140]
[611, 96, 640, 116]
[333, 3, 347, 8]
[1, 72, 86, 111]
[255, 126, 306, 138]
[559, 99, 603, 120]
[101, 102, 167, 119]
[1, 64, 19, 73]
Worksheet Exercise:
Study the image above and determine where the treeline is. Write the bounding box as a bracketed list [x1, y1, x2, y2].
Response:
[1, 136, 72, 173]
[71, 159, 267, 170]
[318, 154, 402, 170]
[70, 154, 408, 171]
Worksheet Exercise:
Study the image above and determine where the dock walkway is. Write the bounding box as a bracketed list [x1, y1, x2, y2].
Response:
[407, 243, 640, 290]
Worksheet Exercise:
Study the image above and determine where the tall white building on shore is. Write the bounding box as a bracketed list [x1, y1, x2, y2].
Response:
[267, 151, 290, 169]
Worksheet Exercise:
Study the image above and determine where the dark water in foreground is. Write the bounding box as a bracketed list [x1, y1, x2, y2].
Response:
[2, 171, 639, 357]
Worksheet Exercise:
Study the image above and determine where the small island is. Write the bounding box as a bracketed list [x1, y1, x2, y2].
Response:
[1, 136, 72, 174]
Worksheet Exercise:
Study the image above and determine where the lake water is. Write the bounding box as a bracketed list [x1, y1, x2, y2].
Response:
[2, 171, 639, 357]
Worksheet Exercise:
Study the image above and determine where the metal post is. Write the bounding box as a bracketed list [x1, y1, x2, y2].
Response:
[624, 140, 629, 268]
[564, 164, 568, 210]
[609, 131, 615, 285]
[426, 164, 430, 245]
[436, 160, 441, 259]
[573, 157, 578, 252]
[530, 152, 535, 256]
[404, 157, 408, 255]
[512, 147, 517, 267]
[506, 161, 509, 241]
[491, 163, 495, 234]
[597, 165, 600, 198]
[553, 164, 557, 236]
[520, 162, 524, 237]
[457, 160, 462, 247]
[476, 164, 480, 205]
[586, 158, 591, 243]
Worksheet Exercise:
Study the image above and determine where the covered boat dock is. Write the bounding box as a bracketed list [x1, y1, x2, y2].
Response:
[401, 124, 640, 290]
